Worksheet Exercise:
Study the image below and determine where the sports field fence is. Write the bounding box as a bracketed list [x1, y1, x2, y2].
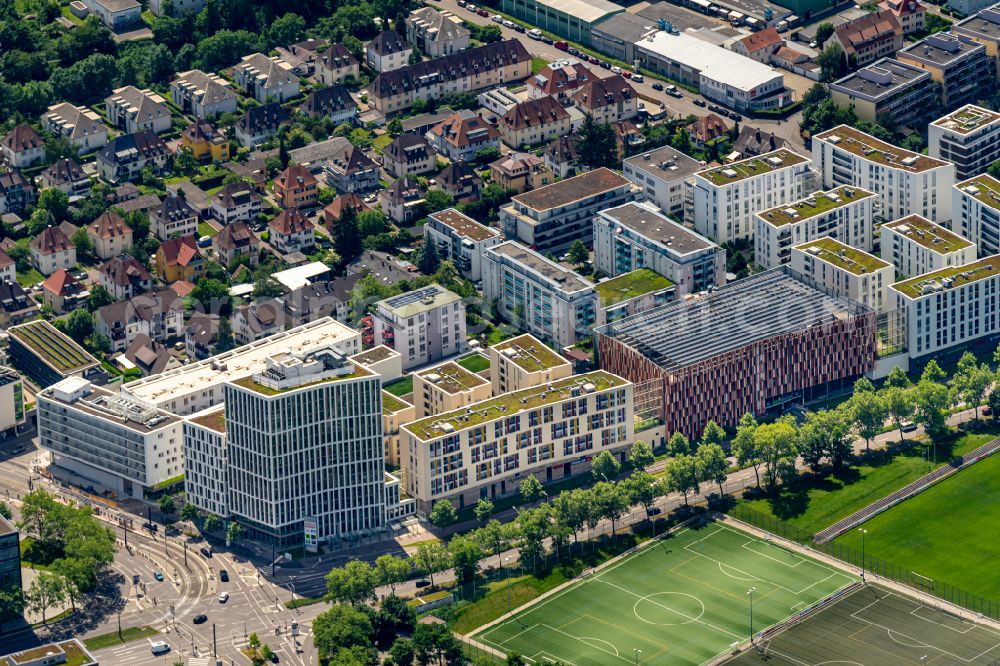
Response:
[731, 503, 1000, 623]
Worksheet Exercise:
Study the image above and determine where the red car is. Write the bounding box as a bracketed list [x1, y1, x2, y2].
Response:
[477, 8, 489, 16]
[589, 55, 599, 64]
[554, 40, 568, 51]
[622, 71, 632, 78]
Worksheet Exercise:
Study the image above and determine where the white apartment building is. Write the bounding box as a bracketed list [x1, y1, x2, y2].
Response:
[890, 255, 1000, 359]
[488, 334, 572, 395]
[37, 377, 183, 499]
[171, 70, 239, 119]
[812, 125, 955, 224]
[105, 87, 172, 135]
[401, 371, 633, 511]
[754, 186, 876, 270]
[790, 238, 893, 312]
[232, 54, 300, 104]
[929, 105, 1000, 181]
[954, 174, 1000, 256]
[881, 215, 976, 278]
[0, 367, 25, 433]
[483, 241, 597, 349]
[425, 209, 503, 283]
[371, 285, 467, 371]
[413, 361, 491, 418]
[183, 407, 227, 516]
[692, 149, 815, 245]
[593, 202, 726, 295]
[621, 145, 702, 220]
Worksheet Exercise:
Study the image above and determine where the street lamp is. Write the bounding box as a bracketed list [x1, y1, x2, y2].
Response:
[858, 528, 867, 581]
[633, 648, 641, 665]
[747, 587, 756, 644]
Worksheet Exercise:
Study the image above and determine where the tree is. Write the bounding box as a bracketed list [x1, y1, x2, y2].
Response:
[885, 365, 910, 389]
[817, 44, 848, 80]
[374, 554, 411, 594]
[591, 449, 620, 481]
[214, 317, 235, 354]
[252, 275, 283, 299]
[663, 455, 700, 505]
[756, 416, 799, 491]
[0, 584, 25, 620]
[412, 621, 461, 665]
[387, 117, 404, 137]
[157, 495, 176, 517]
[428, 499, 457, 528]
[473, 23, 503, 43]
[567, 239, 589, 265]
[700, 420, 726, 448]
[575, 115, 619, 168]
[71, 228, 95, 264]
[627, 439, 655, 470]
[882, 386, 915, 443]
[732, 413, 762, 486]
[623, 470, 657, 513]
[914, 378, 951, 438]
[375, 595, 416, 647]
[592, 481, 627, 536]
[671, 126, 692, 157]
[412, 542, 451, 586]
[388, 637, 415, 666]
[37, 188, 70, 221]
[325, 560, 377, 606]
[473, 498, 494, 525]
[850, 383, 887, 452]
[552, 489, 590, 549]
[520, 475, 544, 503]
[87, 285, 114, 311]
[815, 22, 835, 44]
[423, 189, 453, 214]
[922, 360, 947, 383]
[696, 443, 728, 496]
[313, 604, 374, 659]
[516, 505, 551, 567]
[667, 431, 691, 457]
[225, 520, 242, 546]
[0, 501, 10, 520]
[202, 513, 223, 533]
[267, 12, 306, 48]
[798, 407, 852, 471]
[27, 572, 65, 625]
[416, 238, 440, 275]
[449, 534, 483, 583]
[65, 309, 94, 345]
[179, 503, 198, 523]
[191, 278, 230, 313]
[950, 351, 992, 420]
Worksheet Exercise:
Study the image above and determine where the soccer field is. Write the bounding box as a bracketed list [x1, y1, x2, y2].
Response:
[472, 521, 857, 665]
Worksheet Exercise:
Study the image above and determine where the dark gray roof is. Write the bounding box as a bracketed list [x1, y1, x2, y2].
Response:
[369, 30, 411, 56]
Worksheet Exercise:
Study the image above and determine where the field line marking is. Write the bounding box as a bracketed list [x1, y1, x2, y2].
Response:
[741, 540, 806, 568]
[716, 522, 852, 578]
[578, 636, 619, 655]
[534, 651, 580, 666]
[596, 578, 743, 640]
[505, 623, 539, 644]
[718, 561, 759, 582]
[541, 623, 635, 665]
[910, 605, 976, 635]
[682, 540, 797, 594]
[794, 571, 840, 596]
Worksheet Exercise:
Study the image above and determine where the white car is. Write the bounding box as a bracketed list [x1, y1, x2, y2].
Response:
[150, 642, 171, 656]
[611, 65, 622, 74]
[491, 14, 503, 22]
[218, 591, 229, 603]
[502, 19, 515, 28]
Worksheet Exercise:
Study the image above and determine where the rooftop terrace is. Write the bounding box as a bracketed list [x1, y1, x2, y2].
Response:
[956, 174, 1000, 210]
[404, 371, 626, 440]
[893, 255, 1000, 299]
[418, 362, 487, 394]
[9, 320, 99, 374]
[932, 104, 1000, 135]
[596, 268, 674, 307]
[757, 186, 874, 227]
[493, 334, 568, 372]
[351, 345, 397, 365]
[816, 125, 948, 172]
[697, 149, 808, 186]
[382, 391, 412, 413]
[795, 237, 889, 276]
[378, 284, 461, 318]
[231, 363, 372, 396]
[884, 215, 972, 254]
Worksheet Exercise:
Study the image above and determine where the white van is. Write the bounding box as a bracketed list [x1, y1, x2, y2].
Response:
[150, 641, 171, 655]
[528, 28, 542, 39]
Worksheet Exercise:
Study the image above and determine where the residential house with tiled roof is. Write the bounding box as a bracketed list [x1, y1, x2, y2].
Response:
[299, 85, 358, 125]
[0, 279, 38, 327]
[0, 171, 36, 216]
[527, 59, 591, 105]
[283, 277, 361, 326]
[382, 134, 436, 178]
[1, 125, 44, 168]
[544, 135, 580, 178]
[879, 0, 925, 35]
[573, 74, 637, 124]
[213, 222, 259, 267]
[181, 120, 230, 163]
[323, 193, 368, 228]
[232, 300, 283, 344]
[41, 103, 109, 156]
[321, 143, 380, 193]
[211, 182, 262, 224]
[500, 96, 571, 148]
[686, 114, 729, 148]
[438, 161, 483, 201]
[426, 109, 501, 162]
[379, 178, 426, 224]
[269, 208, 315, 254]
[316, 44, 360, 85]
[42, 269, 86, 314]
[490, 152, 551, 193]
[731, 27, 784, 63]
[96, 288, 185, 352]
[0, 249, 14, 284]
[732, 126, 786, 160]
[831, 10, 903, 68]
[367, 30, 413, 73]
[235, 103, 291, 148]
[98, 254, 152, 300]
[105, 86, 172, 135]
[171, 70, 239, 119]
[96, 131, 169, 184]
[150, 193, 200, 240]
[185, 313, 220, 359]
[87, 211, 133, 260]
[233, 53, 301, 103]
[406, 8, 470, 57]
[613, 120, 645, 156]
[37, 158, 91, 199]
[31, 226, 76, 275]
[122, 334, 182, 376]
[155, 235, 204, 282]
[274, 164, 319, 209]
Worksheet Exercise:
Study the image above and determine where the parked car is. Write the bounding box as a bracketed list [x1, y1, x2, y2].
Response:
[667, 88, 682, 98]
[631, 74, 643, 83]
[707, 103, 723, 113]
[611, 65, 622, 73]
[651, 82, 664, 91]
[466, 3, 476, 9]
[150, 642, 171, 656]
[198, 235, 212, 248]
[457, 0, 466, 6]
[622, 71, 632, 78]
[589, 55, 599, 64]
[528, 28, 542, 39]
[219, 592, 229, 603]
[568, 47, 579, 55]
[554, 40, 568, 51]
[541, 36, 554, 44]
[153, 570, 164, 582]
[647, 507, 663, 517]
[985, 406, 994, 416]
[477, 8, 489, 16]
[193, 614, 208, 624]
[729, 112, 743, 122]
[900, 420, 917, 432]
[599, 60, 610, 69]
[513, 24, 526, 33]
[415, 579, 431, 589]
[491, 14, 502, 22]
[503, 19, 515, 28]
[693, 98, 706, 107]
[219, 570, 229, 582]
[200, 546, 213, 558]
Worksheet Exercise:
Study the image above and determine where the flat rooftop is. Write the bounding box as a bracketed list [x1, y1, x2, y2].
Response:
[883, 215, 973, 254]
[404, 371, 627, 440]
[271, 261, 330, 291]
[489, 242, 594, 294]
[830, 59, 930, 101]
[187, 406, 226, 433]
[493, 334, 568, 372]
[529, 0, 624, 24]
[513, 168, 628, 213]
[124, 318, 359, 405]
[597, 268, 866, 372]
[697, 149, 808, 186]
[417, 361, 488, 394]
[378, 284, 461, 318]
[596, 268, 674, 307]
[9, 320, 100, 375]
[429, 208, 499, 243]
[932, 104, 1000, 135]
[382, 390, 412, 413]
[351, 345, 398, 365]
[624, 145, 703, 182]
[231, 363, 371, 396]
[954, 8, 1000, 41]
[46, 380, 182, 434]
[900, 33, 983, 67]
[815, 125, 948, 173]
[956, 174, 1000, 210]
[893, 255, 1000, 299]
[638, 31, 784, 93]
[599, 202, 715, 255]
[794, 237, 889, 276]
[757, 186, 875, 227]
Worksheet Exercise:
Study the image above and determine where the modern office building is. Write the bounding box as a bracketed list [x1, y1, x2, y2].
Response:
[371, 285, 467, 371]
[593, 202, 726, 294]
[413, 361, 491, 418]
[691, 149, 815, 244]
[812, 125, 954, 223]
[897, 33, 993, 110]
[7, 320, 102, 389]
[0, 514, 21, 598]
[754, 186, 876, 270]
[790, 238, 893, 312]
[499, 0, 624, 46]
[928, 105, 1000, 180]
[488, 334, 573, 395]
[596, 268, 877, 437]
[890, 255, 1000, 359]
[828, 58, 936, 128]
[621, 145, 702, 219]
[499, 168, 640, 254]
[401, 371, 633, 511]
[954, 174, 1000, 256]
[483, 241, 597, 349]
[881, 215, 976, 278]
[425, 209, 503, 282]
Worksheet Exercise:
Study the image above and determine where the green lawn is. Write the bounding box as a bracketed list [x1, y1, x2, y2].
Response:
[384, 375, 413, 397]
[531, 57, 550, 74]
[734, 428, 999, 536]
[457, 353, 490, 373]
[59, 5, 83, 24]
[372, 134, 393, 154]
[84, 626, 159, 651]
[198, 222, 219, 238]
[16, 267, 44, 288]
[835, 451, 1000, 602]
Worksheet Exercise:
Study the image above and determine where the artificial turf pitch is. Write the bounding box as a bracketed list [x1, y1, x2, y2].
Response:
[726, 583, 1000, 665]
[472, 521, 856, 665]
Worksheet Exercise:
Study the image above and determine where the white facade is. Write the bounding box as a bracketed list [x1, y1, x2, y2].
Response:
[790, 239, 893, 311]
[0, 368, 25, 432]
[424, 209, 502, 282]
[371, 285, 467, 371]
[812, 125, 955, 224]
[81, 0, 140, 30]
[233, 54, 300, 104]
[881, 215, 976, 279]
[692, 149, 815, 244]
[182, 407, 227, 516]
[149, 0, 206, 15]
[621, 146, 702, 219]
[754, 186, 876, 270]
[928, 105, 1000, 181]
[954, 175, 1000, 257]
